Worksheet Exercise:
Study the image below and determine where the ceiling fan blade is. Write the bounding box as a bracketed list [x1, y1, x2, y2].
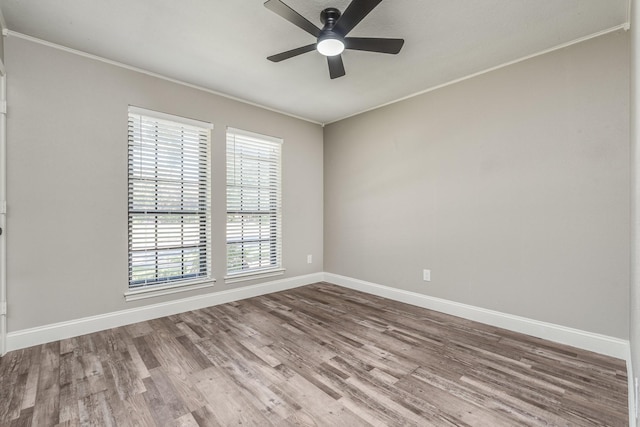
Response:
[268, 44, 317, 62]
[333, 0, 383, 36]
[264, 0, 321, 38]
[327, 55, 346, 79]
[344, 37, 404, 54]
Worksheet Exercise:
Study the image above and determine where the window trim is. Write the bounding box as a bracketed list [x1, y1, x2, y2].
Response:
[225, 127, 283, 281]
[224, 268, 285, 284]
[128, 106, 214, 130]
[124, 278, 215, 302]
[126, 106, 214, 299]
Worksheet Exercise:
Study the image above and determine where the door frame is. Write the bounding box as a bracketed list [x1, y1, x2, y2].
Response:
[0, 66, 7, 356]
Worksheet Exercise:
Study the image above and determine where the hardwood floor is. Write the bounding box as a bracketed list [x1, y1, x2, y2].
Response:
[0, 282, 629, 426]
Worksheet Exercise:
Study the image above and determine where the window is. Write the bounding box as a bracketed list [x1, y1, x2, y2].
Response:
[127, 107, 212, 295]
[226, 128, 282, 281]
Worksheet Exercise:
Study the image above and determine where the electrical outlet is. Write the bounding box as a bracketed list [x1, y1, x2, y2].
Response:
[307, 254, 312, 264]
[423, 269, 431, 281]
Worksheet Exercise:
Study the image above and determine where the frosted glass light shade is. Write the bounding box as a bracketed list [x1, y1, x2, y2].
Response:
[317, 38, 345, 56]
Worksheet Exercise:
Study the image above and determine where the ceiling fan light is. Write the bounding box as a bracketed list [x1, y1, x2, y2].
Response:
[317, 37, 345, 56]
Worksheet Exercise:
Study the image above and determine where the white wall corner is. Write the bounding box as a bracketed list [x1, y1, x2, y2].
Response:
[322, 273, 630, 360]
[5, 272, 324, 352]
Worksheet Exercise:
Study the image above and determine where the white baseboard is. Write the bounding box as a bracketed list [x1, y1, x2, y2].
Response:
[325, 273, 635, 426]
[6, 272, 323, 352]
[323, 273, 630, 360]
[10, 271, 628, 359]
[5, 271, 633, 425]
[627, 350, 637, 427]
[7, 271, 630, 360]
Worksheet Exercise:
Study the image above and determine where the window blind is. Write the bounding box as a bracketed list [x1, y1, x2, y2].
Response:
[226, 128, 282, 276]
[128, 107, 212, 289]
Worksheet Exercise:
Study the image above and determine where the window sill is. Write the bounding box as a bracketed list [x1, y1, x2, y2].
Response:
[224, 268, 285, 284]
[124, 278, 216, 302]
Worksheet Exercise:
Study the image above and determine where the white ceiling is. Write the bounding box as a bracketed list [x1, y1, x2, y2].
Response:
[0, 0, 629, 124]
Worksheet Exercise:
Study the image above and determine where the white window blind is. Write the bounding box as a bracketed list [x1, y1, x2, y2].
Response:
[226, 128, 282, 276]
[128, 107, 212, 289]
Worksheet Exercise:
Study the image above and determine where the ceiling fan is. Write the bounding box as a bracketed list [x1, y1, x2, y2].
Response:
[264, 0, 404, 79]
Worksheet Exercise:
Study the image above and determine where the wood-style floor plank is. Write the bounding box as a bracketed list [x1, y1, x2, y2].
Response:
[0, 282, 629, 426]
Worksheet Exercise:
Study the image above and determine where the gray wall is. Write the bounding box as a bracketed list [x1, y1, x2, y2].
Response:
[5, 36, 324, 331]
[324, 31, 630, 338]
[4, 28, 632, 343]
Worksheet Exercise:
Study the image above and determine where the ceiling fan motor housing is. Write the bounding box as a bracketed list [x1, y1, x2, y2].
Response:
[320, 7, 342, 30]
[317, 7, 345, 56]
